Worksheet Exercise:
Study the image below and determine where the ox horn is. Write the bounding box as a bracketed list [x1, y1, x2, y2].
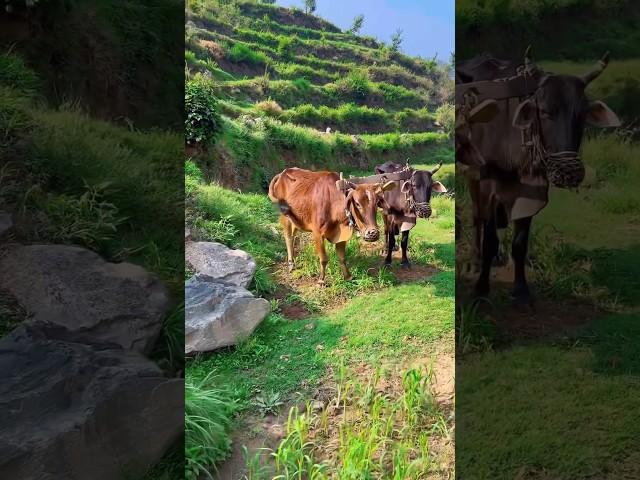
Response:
[431, 162, 442, 174]
[524, 45, 533, 68]
[582, 51, 610, 85]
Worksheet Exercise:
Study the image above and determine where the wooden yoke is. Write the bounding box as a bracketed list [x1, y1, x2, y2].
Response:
[335, 169, 414, 192]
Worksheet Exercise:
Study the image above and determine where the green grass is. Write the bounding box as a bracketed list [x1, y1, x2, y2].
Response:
[186, 168, 454, 472]
[245, 364, 452, 479]
[185, 374, 238, 480]
[1, 55, 184, 374]
[457, 333, 640, 479]
[456, 0, 639, 60]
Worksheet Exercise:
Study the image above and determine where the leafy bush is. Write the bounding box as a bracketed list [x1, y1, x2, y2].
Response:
[255, 99, 283, 117]
[335, 70, 371, 99]
[185, 374, 237, 479]
[228, 43, 268, 64]
[276, 35, 296, 60]
[435, 103, 455, 135]
[0, 53, 39, 96]
[291, 76, 311, 91]
[185, 76, 222, 145]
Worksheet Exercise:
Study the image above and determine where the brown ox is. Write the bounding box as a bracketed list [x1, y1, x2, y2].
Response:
[268, 168, 395, 285]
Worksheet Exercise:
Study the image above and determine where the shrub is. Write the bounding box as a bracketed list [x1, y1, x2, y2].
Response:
[291, 77, 311, 91]
[435, 103, 455, 135]
[255, 99, 283, 117]
[185, 76, 222, 145]
[336, 70, 371, 99]
[0, 53, 39, 96]
[277, 35, 296, 60]
[228, 43, 268, 65]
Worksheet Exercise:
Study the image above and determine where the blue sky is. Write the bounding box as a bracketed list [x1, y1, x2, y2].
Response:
[276, 0, 454, 59]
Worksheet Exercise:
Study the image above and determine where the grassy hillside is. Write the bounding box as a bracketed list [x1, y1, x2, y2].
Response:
[456, 0, 639, 61]
[1, 0, 183, 129]
[185, 0, 454, 193]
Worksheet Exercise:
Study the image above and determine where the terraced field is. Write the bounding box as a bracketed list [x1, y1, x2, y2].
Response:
[184, 1, 455, 478]
[185, 0, 453, 192]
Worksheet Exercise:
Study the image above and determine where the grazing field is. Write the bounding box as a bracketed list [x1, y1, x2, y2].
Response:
[455, 50, 640, 477]
[184, 1, 455, 477]
[186, 162, 455, 479]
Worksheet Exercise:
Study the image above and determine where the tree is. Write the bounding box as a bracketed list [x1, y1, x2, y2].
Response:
[304, 0, 316, 14]
[348, 14, 364, 34]
[390, 28, 403, 52]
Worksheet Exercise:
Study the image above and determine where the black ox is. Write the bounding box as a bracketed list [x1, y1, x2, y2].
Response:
[456, 49, 620, 303]
[375, 161, 447, 267]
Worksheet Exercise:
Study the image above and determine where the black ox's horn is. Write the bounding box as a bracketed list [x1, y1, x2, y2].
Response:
[582, 51, 610, 85]
[431, 162, 442, 174]
[524, 45, 533, 68]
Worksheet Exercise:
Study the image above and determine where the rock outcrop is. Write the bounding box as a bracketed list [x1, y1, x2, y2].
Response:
[0, 244, 169, 354]
[185, 276, 270, 353]
[0, 326, 183, 480]
[185, 241, 256, 288]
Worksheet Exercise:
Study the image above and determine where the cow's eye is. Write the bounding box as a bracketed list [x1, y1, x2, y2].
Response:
[355, 202, 361, 208]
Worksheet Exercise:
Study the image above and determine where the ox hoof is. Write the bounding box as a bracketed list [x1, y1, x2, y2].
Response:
[401, 261, 411, 269]
[512, 288, 534, 306]
[384, 259, 392, 267]
[287, 262, 295, 273]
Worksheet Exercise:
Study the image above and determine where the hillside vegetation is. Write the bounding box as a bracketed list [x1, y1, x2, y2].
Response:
[456, 0, 639, 61]
[185, 0, 454, 192]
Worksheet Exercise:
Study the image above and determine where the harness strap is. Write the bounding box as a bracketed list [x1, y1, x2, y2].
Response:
[337, 169, 413, 188]
[456, 71, 542, 103]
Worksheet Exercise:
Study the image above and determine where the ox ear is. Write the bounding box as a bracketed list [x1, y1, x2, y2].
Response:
[586, 101, 621, 128]
[512, 99, 536, 130]
[432, 181, 448, 193]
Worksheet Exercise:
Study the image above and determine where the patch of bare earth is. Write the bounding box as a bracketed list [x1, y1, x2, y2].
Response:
[458, 262, 603, 340]
[214, 412, 288, 480]
[310, 343, 455, 476]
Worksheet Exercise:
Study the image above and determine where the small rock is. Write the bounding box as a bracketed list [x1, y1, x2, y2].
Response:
[304, 323, 314, 330]
[186, 241, 257, 288]
[185, 277, 270, 353]
[280, 354, 290, 361]
[315, 344, 324, 351]
[267, 423, 285, 440]
[311, 400, 324, 411]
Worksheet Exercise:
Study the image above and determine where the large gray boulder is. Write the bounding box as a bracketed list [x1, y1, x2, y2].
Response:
[185, 241, 256, 288]
[0, 326, 183, 480]
[185, 276, 270, 353]
[0, 244, 169, 354]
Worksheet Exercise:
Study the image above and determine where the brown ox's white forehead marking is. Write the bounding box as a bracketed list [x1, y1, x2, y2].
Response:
[366, 189, 372, 203]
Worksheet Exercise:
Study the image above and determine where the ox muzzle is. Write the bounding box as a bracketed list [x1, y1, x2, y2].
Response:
[414, 202, 432, 219]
